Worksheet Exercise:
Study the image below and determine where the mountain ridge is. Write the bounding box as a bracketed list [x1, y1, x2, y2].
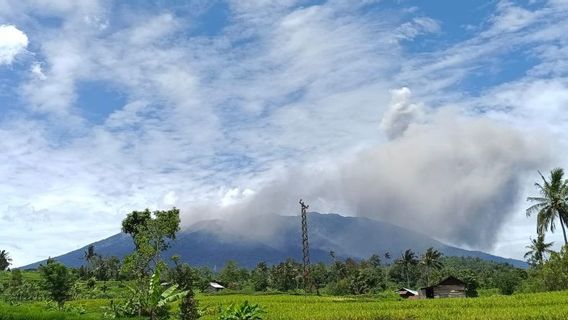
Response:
[22, 212, 527, 269]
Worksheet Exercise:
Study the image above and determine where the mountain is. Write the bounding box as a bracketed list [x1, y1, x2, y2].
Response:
[22, 213, 527, 269]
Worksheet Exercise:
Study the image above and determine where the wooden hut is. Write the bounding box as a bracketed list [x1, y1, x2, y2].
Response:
[420, 276, 466, 299]
[397, 288, 419, 299]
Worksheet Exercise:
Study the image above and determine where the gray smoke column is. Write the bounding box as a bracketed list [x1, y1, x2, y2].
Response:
[182, 89, 548, 249]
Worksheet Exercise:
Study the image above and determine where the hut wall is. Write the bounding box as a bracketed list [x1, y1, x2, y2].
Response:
[432, 284, 466, 298]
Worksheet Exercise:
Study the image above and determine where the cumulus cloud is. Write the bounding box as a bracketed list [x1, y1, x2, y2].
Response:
[0, 25, 28, 65]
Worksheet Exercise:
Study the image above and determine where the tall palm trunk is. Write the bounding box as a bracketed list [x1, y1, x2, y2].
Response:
[405, 266, 410, 288]
[560, 218, 568, 246]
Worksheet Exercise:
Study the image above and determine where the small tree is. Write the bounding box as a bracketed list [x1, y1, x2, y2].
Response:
[121, 208, 181, 278]
[420, 247, 444, 286]
[0, 250, 12, 271]
[39, 259, 75, 309]
[396, 249, 418, 288]
[170, 256, 200, 320]
[251, 262, 269, 292]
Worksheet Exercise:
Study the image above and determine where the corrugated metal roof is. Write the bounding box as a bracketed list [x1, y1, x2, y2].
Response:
[398, 288, 419, 296]
[209, 282, 225, 289]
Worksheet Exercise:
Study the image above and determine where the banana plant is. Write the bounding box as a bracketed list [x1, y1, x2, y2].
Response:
[147, 268, 189, 320]
[219, 300, 265, 320]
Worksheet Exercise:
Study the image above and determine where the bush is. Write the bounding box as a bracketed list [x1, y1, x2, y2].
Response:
[218, 301, 264, 320]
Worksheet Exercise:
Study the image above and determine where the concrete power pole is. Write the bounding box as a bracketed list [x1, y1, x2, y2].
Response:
[299, 199, 311, 293]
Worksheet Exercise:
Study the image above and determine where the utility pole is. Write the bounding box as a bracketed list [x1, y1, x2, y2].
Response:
[299, 199, 311, 293]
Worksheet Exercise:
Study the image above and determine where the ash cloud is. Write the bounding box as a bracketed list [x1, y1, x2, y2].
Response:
[182, 89, 548, 250]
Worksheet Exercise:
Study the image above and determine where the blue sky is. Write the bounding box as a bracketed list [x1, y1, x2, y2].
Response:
[0, 0, 567, 266]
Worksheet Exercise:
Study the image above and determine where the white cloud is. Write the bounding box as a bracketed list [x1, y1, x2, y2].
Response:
[0, 25, 28, 65]
[395, 17, 440, 41]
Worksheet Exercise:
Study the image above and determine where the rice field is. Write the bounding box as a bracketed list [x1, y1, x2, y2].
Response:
[2, 290, 568, 319]
[197, 291, 568, 320]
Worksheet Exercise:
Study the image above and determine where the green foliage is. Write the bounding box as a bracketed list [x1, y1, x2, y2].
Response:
[110, 267, 188, 319]
[121, 207, 181, 279]
[0, 250, 12, 271]
[521, 246, 568, 292]
[219, 261, 249, 290]
[268, 259, 301, 292]
[420, 247, 444, 286]
[199, 291, 568, 320]
[195, 267, 215, 292]
[433, 256, 525, 291]
[526, 168, 568, 245]
[251, 262, 269, 292]
[395, 249, 419, 288]
[218, 301, 264, 320]
[170, 256, 200, 319]
[524, 234, 554, 266]
[38, 259, 75, 309]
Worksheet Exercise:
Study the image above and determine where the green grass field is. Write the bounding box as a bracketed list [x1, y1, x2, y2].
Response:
[195, 291, 568, 320]
[2, 290, 561, 320]
[2, 279, 568, 319]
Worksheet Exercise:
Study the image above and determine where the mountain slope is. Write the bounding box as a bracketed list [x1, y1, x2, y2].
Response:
[22, 213, 526, 269]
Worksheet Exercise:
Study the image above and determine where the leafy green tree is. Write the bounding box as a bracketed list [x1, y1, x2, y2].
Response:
[39, 259, 75, 309]
[83, 244, 97, 275]
[494, 269, 526, 295]
[121, 209, 152, 237]
[309, 262, 329, 295]
[121, 207, 181, 278]
[420, 247, 444, 286]
[328, 260, 347, 282]
[521, 246, 568, 292]
[9, 269, 23, 287]
[269, 259, 301, 292]
[170, 256, 200, 320]
[396, 249, 418, 288]
[526, 168, 568, 245]
[251, 262, 269, 292]
[525, 234, 554, 266]
[195, 266, 215, 292]
[0, 249, 12, 271]
[219, 260, 249, 290]
[368, 254, 381, 268]
[349, 267, 384, 294]
[458, 271, 479, 297]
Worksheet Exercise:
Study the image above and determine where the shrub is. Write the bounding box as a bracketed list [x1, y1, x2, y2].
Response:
[218, 301, 265, 320]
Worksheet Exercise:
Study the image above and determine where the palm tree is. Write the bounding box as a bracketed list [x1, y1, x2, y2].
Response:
[526, 168, 568, 246]
[383, 251, 392, 284]
[0, 250, 12, 271]
[524, 234, 554, 266]
[396, 249, 418, 288]
[384, 251, 391, 263]
[83, 245, 98, 275]
[420, 247, 444, 286]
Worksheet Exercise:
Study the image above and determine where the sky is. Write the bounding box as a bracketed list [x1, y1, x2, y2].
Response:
[0, 0, 567, 267]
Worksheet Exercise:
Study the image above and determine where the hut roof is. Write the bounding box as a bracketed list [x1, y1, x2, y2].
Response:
[397, 288, 419, 296]
[209, 282, 225, 289]
[421, 276, 465, 290]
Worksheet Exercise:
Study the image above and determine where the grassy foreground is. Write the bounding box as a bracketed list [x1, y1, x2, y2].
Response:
[2, 290, 568, 320]
[197, 291, 568, 320]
